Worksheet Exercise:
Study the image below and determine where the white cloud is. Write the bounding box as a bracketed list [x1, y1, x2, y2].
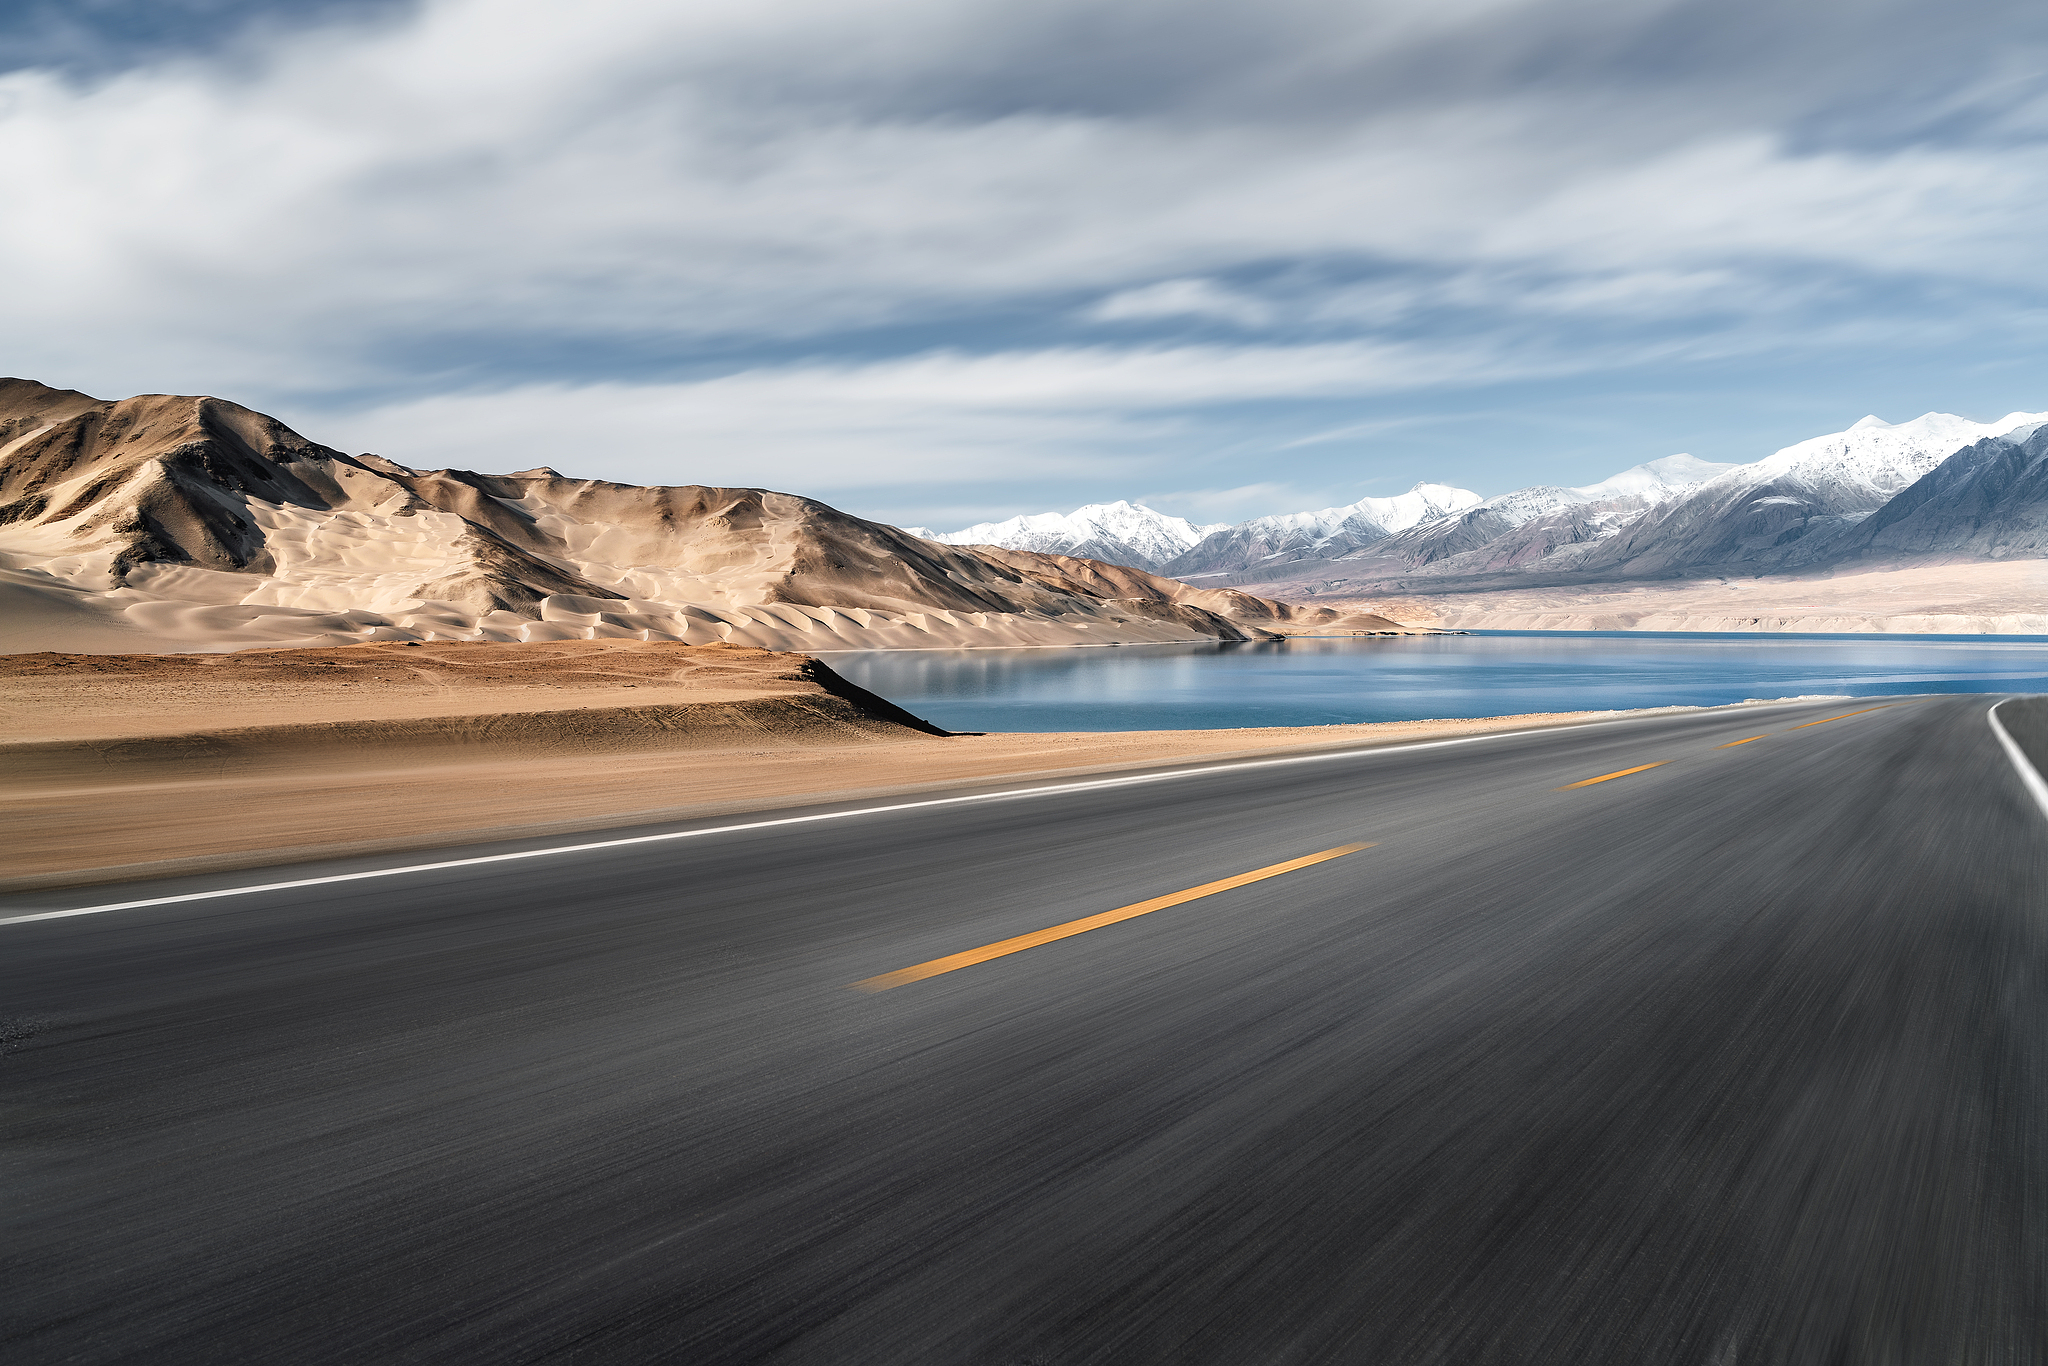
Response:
[1090, 279, 1274, 327]
[2, 0, 2045, 528]
[328, 338, 1578, 494]
[1, 0, 2043, 407]
[1123, 481, 1352, 522]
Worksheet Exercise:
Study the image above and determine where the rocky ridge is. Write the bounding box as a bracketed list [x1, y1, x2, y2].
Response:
[0, 380, 1407, 654]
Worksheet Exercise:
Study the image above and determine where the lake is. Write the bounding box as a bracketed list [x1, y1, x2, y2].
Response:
[827, 631, 2048, 732]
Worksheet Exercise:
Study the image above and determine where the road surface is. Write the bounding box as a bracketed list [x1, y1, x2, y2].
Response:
[6, 694, 2046, 1364]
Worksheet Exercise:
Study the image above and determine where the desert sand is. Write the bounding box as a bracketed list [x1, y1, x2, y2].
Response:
[1313, 560, 2048, 634]
[0, 380, 1408, 654]
[3, 640, 1676, 891]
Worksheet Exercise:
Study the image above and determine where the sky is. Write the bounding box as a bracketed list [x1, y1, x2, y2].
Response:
[4, 0, 2046, 531]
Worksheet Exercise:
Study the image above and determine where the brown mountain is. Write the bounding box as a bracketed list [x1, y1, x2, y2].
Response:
[0, 380, 1405, 653]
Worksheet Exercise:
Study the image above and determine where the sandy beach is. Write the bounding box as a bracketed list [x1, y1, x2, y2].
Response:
[3, 638, 1690, 891]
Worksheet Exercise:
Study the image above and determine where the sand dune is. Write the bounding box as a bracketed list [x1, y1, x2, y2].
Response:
[3, 639, 943, 777]
[0, 379, 1406, 653]
[3, 640, 1665, 890]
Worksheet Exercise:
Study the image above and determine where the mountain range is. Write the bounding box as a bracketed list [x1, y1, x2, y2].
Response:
[9, 377, 2041, 653]
[911, 485, 1486, 574]
[927, 412, 2048, 600]
[0, 380, 1401, 654]
[906, 501, 1225, 571]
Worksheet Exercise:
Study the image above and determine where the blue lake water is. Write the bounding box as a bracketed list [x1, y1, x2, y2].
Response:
[827, 632, 2048, 732]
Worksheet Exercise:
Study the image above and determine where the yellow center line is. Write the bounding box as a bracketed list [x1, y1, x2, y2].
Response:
[1790, 705, 1892, 729]
[849, 842, 1373, 993]
[1718, 736, 1767, 748]
[1558, 761, 1668, 789]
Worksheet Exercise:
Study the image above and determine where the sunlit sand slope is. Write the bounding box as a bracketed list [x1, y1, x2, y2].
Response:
[0, 639, 1675, 890]
[0, 379, 1405, 653]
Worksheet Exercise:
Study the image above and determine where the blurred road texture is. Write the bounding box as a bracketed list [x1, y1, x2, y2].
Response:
[6, 694, 2046, 1364]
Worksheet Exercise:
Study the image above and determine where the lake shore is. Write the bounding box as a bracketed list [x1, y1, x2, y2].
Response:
[1299, 560, 2048, 635]
[2, 639, 1733, 892]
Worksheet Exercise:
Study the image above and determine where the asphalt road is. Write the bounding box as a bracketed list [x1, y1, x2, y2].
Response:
[6, 694, 2047, 1364]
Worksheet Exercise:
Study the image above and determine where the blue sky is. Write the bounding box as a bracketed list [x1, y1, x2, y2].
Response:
[4, 0, 2045, 529]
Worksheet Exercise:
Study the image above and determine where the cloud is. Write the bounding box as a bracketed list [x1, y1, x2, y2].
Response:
[328, 338, 1578, 493]
[2, 0, 2045, 520]
[1119, 481, 1342, 524]
[5, 1, 2045, 388]
[1089, 279, 1274, 328]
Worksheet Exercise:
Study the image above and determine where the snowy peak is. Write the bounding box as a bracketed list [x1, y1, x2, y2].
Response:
[1152, 482, 1483, 579]
[924, 483, 1488, 580]
[908, 409, 2048, 586]
[924, 500, 1227, 571]
[1570, 453, 1736, 502]
[1349, 482, 1486, 534]
[1248, 482, 1484, 541]
[1561, 409, 2048, 578]
[1728, 411, 2048, 501]
[923, 483, 1487, 575]
[1453, 456, 1734, 533]
[1472, 485, 1583, 526]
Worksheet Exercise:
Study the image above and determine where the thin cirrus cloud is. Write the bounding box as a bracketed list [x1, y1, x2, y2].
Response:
[2, 0, 2045, 524]
[333, 339, 1572, 516]
[1090, 280, 1276, 329]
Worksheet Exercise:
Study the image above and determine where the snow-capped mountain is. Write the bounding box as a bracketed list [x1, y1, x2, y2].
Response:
[1570, 453, 1734, 502]
[913, 500, 1225, 572]
[1159, 482, 1482, 578]
[1576, 410, 2048, 577]
[1380, 454, 1737, 557]
[1341, 482, 1488, 535]
[1840, 419, 2048, 560]
[1228, 482, 1482, 542]
[909, 411, 2048, 593]
[1458, 455, 1739, 531]
[1166, 460, 1733, 585]
[1208, 410, 2048, 596]
[1749, 412, 2034, 500]
[1205, 455, 1733, 588]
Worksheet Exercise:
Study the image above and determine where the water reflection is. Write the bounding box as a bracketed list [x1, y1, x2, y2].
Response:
[825, 632, 2048, 733]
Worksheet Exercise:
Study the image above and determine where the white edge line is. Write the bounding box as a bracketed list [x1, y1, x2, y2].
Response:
[1988, 698, 2048, 823]
[0, 698, 1861, 927]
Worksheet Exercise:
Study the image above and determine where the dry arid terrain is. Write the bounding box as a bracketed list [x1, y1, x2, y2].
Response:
[3, 639, 1669, 891]
[0, 380, 1407, 653]
[1310, 559, 2048, 634]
